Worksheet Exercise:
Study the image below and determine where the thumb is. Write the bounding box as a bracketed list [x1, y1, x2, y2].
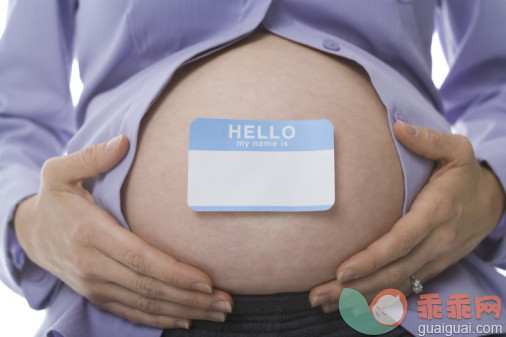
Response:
[393, 121, 472, 164]
[47, 135, 130, 185]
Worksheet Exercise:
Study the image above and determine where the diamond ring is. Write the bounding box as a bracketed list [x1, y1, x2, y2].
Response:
[411, 275, 423, 294]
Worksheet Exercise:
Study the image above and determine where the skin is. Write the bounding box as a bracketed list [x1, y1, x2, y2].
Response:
[14, 120, 504, 329]
[309, 121, 506, 312]
[12, 32, 506, 329]
[121, 31, 405, 295]
[14, 136, 233, 330]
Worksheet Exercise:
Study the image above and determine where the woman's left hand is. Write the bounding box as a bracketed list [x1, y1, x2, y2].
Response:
[309, 120, 506, 313]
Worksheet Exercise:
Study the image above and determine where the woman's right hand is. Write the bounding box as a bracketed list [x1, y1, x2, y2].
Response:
[13, 135, 233, 330]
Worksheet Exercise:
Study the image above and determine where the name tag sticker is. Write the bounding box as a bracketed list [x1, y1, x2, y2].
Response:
[187, 118, 335, 211]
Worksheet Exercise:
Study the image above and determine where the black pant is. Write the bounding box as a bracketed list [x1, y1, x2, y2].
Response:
[161, 291, 413, 336]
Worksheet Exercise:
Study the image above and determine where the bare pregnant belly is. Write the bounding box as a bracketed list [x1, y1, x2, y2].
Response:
[121, 31, 404, 294]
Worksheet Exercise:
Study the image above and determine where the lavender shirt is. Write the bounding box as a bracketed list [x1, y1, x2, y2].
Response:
[1, 1, 505, 336]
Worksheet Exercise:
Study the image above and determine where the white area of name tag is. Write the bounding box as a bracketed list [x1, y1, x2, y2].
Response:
[187, 118, 335, 211]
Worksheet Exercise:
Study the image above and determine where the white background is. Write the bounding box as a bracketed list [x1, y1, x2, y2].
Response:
[0, 0, 483, 336]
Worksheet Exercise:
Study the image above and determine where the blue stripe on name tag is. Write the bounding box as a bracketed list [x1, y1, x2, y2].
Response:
[189, 118, 334, 151]
[189, 205, 334, 212]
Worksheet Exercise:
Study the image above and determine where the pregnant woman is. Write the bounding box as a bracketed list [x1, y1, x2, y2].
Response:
[1, 1, 505, 336]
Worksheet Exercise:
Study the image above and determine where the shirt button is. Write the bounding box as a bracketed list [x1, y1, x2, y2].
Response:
[322, 39, 340, 51]
[393, 110, 407, 123]
[12, 246, 26, 271]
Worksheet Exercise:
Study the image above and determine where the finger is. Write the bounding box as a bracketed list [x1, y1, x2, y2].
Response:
[382, 265, 425, 301]
[314, 233, 447, 313]
[411, 259, 448, 287]
[345, 228, 455, 301]
[96, 253, 233, 312]
[321, 301, 339, 314]
[42, 134, 129, 186]
[309, 279, 342, 308]
[91, 211, 215, 293]
[350, 243, 428, 294]
[310, 274, 413, 314]
[399, 277, 413, 299]
[336, 206, 435, 283]
[94, 300, 191, 330]
[309, 257, 417, 314]
[91, 282, 227, 322]
[341, 267, 414, 306]
[393, 121, 474, 165]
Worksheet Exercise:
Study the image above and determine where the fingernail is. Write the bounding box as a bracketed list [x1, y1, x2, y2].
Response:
[106, 135, 123, 152]
[337, 269, 357, 283]
[399, 121, 417, 136]
[191, 282, 213, 294]
[206, 311, 226, 322]
[211, 301, 232, 313]
[174, 320, 190, 330]
[322, 302, 339, 313]
[311, 294, 332, 307]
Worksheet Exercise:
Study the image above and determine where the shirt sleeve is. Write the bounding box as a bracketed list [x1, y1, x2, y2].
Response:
[436, 0, 506, 242]
[0, 0, 77, 309]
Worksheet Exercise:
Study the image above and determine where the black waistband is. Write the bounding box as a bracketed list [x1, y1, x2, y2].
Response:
[229, 291, 312, 316]
[161, 291, 415, 336]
